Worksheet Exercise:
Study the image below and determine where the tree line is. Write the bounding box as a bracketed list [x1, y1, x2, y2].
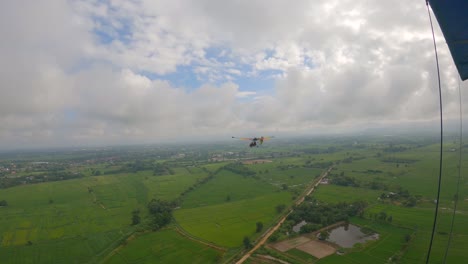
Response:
[288, 200, 368, 234]
[328, 172, 419, 207]
[223, 163, 256, 177]
[0, 171, 83, 189]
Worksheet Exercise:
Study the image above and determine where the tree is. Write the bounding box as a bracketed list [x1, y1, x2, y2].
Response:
[147, 199, 173, 229]
[226, 195, 231, 202]
[243, 236, 252, 249]
[132, 209, 141, 225]
[300, 223, 320, 234]
[269, 232, 279, 242]
[378, 211, 387, 221]
[276, 204, 286, 213]
[387, 215, 393, 223]
[404, 196, 417, 207]
[256, 222, 264, 233]
[281, 184, 288, 190]
[0, 200, 7, 206]
[404, 234, 412, 242]
[318, 231, 330, 240]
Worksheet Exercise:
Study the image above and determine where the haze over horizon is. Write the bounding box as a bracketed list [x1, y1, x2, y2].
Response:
[1, 0, 467, 149]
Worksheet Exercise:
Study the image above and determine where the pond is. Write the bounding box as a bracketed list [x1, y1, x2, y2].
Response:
[323, 224, 379, 248]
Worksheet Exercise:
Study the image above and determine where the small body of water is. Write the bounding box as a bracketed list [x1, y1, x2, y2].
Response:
[324, 224, 379, 248]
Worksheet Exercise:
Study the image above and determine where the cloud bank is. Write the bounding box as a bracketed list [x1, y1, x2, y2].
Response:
[1, 0, 466, 148]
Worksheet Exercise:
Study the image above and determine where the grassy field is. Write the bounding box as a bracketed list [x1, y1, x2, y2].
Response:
[174, 169, 295, 247]
[313, 185, 383, 204]
[0, 228, 128, 263]
[309, 142, 468, 264]
[180, 170, 282, 209]
[250, 165, 323, 188]
[0, 170, 205, 242]
[104, 229, 223, 264]
[334, 143, 468, 203]
[1, 137, 468, 263]
[175, 192, 291, 247]
[364, 204, 468, 263]
[0, 168, 208, 263]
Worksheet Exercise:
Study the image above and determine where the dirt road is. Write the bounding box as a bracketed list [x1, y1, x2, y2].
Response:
[235, 166, 333, 264]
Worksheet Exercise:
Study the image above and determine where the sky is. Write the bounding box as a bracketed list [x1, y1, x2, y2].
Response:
[1, 0, 467, 149]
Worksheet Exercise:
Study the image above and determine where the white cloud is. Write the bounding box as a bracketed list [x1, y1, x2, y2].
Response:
[0, 0, 466, 148]
[236, 91, 257, 98]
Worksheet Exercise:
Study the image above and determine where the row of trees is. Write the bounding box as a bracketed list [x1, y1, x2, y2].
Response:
[369, 211, 393, 223]
[328, 172, 419, 207]
[1, 171, 83, 189]
[131, 209, 141, 225]
[152, 163, 174, 176]
[380, 157, 418, 164]
[303, 161, 333, 169]
[330, 174, 360, 187]
[178, 169, 217, 199]
[223, 163, 256, 177]
[379, 190, 419, 207]
[104, 160, 175, 176]
[288, 201, 368, 233]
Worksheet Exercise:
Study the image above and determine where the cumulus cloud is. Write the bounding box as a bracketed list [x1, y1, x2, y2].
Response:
[0, 0, 466, 148]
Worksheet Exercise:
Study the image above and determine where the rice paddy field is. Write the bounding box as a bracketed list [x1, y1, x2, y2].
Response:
[174, 169, 297, 247]
[1, 135, 468, 263]
[104, 229, 223, 264]
[0, 168, 208, 263]
[175, 191, 291, 247]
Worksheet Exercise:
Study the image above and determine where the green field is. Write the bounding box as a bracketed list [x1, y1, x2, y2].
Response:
[313, 185, 383, 204]
[364, 204, 468, 263]
[0, 168, 208, 263]
[180, 170, 282, 209]
[175, 169, 293, 247]
[305, 142, 468, 264]
[1, 136, 468, 263]
[175, 192, 291, 247]
[104, 229, 223, 264]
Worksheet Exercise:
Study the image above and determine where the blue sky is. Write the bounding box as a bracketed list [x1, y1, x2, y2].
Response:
[93, 26, 281, 96]
[0, 0, 464, 148]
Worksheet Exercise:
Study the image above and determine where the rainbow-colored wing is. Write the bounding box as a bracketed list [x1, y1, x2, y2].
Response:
[259, 136, 274, 144]
[232, 136, 254, 141]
